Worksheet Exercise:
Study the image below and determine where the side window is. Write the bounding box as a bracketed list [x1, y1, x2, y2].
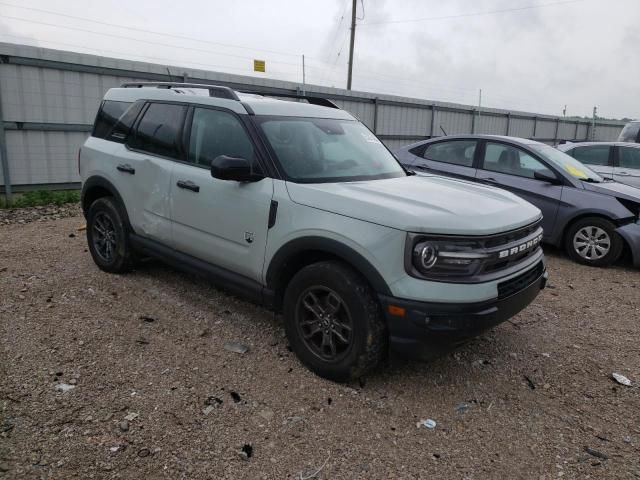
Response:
[108, 101, 145, 143]
[92, 101, 130, 139]
[423, 140, 476, 167]
[572, 146, 610, 166]
[129, 103, 186, 159]
[483, 142, 554, 179]
[188, 108, 255, 167]
[619, 147, 640, 169]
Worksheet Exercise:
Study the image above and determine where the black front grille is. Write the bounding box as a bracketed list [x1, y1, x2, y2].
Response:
[484, 220, 541, 249]
[497, 261, 544, 299]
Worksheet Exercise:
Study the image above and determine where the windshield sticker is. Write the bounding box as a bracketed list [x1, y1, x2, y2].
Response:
[564, 164, 588, 179]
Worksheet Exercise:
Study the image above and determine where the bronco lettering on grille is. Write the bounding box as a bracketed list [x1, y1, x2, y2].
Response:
[498, 233, 543, 259]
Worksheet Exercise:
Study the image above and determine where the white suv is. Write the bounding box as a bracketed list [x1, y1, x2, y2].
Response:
[80, 82, 547, 381]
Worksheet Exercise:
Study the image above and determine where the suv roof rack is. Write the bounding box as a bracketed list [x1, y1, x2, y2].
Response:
[239, 90, 340, 109]
[121, 82, 240, 101]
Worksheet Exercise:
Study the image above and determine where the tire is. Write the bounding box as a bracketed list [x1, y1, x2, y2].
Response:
[86, 196, 135, 273]
[564, 217, 623, 267]
[283, 261, 387, 382]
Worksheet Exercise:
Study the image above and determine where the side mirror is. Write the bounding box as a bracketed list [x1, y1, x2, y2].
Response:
[534, 170, 561, 185]
[210, 155, 263, 182]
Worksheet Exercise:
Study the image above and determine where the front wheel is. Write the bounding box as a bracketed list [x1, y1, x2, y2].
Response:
[564, 217, 623, 267]
[283, 261, 387, 382]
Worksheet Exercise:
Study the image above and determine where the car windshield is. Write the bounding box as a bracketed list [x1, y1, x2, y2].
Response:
[256, 116, 406, 183]
[530, 144, 604, 182]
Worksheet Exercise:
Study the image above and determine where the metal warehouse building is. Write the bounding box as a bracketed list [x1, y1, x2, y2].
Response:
[0, 42, 626, 196]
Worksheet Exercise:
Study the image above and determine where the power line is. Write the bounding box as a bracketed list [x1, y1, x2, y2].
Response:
[360, 0, 585, 26]
[0, 14, 309, 68]
[0, 1, 305, 59]
[0, 35, 299, 79]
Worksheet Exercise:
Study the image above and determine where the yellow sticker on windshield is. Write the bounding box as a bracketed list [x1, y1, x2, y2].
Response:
[564, 164, 588, 179]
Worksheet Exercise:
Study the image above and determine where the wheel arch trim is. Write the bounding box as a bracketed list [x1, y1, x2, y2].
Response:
[81, 176, 133, 232]
[265, 236, 392, 297]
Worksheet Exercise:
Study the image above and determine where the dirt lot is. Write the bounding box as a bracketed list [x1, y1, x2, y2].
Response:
[1, 209, 639, 479]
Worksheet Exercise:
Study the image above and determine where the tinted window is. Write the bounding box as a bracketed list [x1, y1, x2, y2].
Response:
[423, 140, 476, 167]
[129, 103, 186, 159]
[483, 142, 554, 179]
[572, 146, 610, 166]
[619, 147, 640, 169]
[188, 108, 255, 167]
[618, 122, 640, 143]
[92, 101, 130, 139]
[108, 101, 144, 143]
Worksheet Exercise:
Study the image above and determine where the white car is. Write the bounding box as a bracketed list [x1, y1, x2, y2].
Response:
[79, 82, 546, 381]
[557, 142, 640, 188]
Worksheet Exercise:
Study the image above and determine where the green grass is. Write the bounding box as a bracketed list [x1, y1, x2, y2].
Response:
[0, 190, 80, 209]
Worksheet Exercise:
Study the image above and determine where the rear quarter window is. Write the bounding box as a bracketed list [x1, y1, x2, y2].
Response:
[92, 101, 131, 139]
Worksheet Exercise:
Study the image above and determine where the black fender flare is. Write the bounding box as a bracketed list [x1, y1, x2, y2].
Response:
[81, 176, 133, 231]
[265, 236, 392, 296]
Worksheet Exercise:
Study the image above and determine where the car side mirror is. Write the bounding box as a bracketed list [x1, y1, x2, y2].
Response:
[210, 155, 263, 182]
[534, 170, 561, 185]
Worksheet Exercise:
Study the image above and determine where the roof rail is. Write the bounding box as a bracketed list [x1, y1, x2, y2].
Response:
[241, 90, 340, 109]
[121, 82, 240, 101]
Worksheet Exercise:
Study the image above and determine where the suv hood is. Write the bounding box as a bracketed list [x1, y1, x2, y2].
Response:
[286, 174, 542, 235]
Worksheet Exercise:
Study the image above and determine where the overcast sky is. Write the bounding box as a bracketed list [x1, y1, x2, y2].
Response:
[1, 0, 638, 119]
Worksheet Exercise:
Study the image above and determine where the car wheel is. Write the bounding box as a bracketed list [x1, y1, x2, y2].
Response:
[86, 197, 135, 273]
[283, 261, 387, 382]
[564, 217, 623, 267]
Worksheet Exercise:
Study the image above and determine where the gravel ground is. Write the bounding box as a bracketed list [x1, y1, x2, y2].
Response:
[1, 211, 639, 479]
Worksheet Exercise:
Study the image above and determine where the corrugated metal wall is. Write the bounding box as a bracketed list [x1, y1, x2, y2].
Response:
[0, 42, 627, 191]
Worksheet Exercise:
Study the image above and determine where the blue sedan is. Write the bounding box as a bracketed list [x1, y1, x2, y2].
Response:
[395, 135, 640, 268]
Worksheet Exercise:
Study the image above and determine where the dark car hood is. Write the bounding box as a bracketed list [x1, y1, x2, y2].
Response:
[583, 180, 640, 203]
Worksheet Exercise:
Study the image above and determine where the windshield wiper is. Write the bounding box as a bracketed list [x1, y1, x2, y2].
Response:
[582, 177, 601, 183]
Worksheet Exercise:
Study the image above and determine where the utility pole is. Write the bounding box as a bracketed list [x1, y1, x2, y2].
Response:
[477, 88, 482, 133]
[563, 105, 566, 117]
[302, 55, 306, 96]
[592, 106, 597, 140]
[347, 0, 357, 90]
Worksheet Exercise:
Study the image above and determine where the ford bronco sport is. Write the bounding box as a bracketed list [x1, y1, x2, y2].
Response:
[80, 82, 547, 381]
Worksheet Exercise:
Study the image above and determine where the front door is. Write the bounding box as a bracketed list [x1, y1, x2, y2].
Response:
[170, 106, 274, 282]
[570, 145, 614, 180]
[476, 141, 561, 239]
[613, 145, 640, 188]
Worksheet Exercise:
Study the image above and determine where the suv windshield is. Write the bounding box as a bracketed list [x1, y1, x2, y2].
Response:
[256, 116, 406, 183]
[530, 144, 604, 182]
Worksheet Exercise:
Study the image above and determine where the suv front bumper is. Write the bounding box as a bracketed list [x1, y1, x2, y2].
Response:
[379, 263, 547, 360]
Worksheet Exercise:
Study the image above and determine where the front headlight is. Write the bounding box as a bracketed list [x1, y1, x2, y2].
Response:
[409, 237, 489, 278]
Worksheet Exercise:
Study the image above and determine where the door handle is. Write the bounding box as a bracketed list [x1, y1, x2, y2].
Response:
[116, 164, 135, 174]
[481, 177, 499, 184]
[176, 180, 200, 193]
[617, 171, 630, 176]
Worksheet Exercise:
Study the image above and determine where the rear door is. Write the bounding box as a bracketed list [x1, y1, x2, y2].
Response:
[170, 106, 274, 282]
[569, 145, 614, 180]
[476, 141, 561, 239]
[410, 139, 478, 180]
[123, 101, 188, 245]
[614, 145, 640, 188]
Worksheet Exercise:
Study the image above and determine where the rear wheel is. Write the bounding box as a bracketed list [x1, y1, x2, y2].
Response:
[564, 217, 622, 267]
[283, 261, 387, 382]
[86, 197, 135, 273]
